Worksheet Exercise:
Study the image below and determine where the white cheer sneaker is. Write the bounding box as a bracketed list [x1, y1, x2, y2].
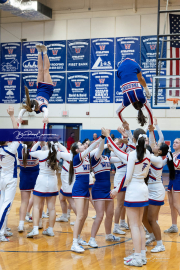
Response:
[151, 245, 165, 253]
[88, 238, 98, 248]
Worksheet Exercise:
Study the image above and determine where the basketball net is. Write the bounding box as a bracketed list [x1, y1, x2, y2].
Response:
[167, 98, 180, 110]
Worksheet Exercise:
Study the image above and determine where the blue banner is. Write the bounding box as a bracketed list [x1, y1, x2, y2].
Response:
[115, 73, 123, 103]
[67, 72, 89, 103]
[45, 40, 66, 71]
[116, 37, 140, 68]
[50, 74, 65, 103]
[67, 39, 90, 71]
[21, 74, 38, 102]
[91, 38, 114, 70]
[22, 42, 43, 72]
[90, 71, 114, 103]
[0, 74, 20, 103]
[142, 69, 166, 104]
[1, 42, 21, 72]
[141, 36, 167, 69]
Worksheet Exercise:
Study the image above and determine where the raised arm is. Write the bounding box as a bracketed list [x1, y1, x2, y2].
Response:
[57, 143, 68, 153]
[80, 137, 103, 160]
[18, 109, 27, 123]
[107, 136, 128, 163]
[7, 106, 18, 129]
[31, 141, 41, 152]
[57, 151, 71, 162]
[94, 138, 105, 160]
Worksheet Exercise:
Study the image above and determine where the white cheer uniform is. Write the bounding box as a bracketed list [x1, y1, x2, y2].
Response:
[148, 155, 165, 206]
[0, 142, 19, 237]
[30, 149, 64, 197]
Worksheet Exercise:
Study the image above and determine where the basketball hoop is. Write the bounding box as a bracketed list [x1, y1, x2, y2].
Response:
[167, 98, 180, 109]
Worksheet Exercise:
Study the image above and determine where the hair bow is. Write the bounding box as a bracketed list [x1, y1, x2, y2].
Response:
[31, 105, 36, 111]
[50, 141, 59, 153]
[22, 143, 27, 153]
[167, 151, 173, 161]
[136, 134, 147, 146]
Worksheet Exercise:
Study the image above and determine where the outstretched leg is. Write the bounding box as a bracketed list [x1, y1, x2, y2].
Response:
[36, 44, 44, 84]
[40, 45, 52, 85]
[116, 102, 126, 123]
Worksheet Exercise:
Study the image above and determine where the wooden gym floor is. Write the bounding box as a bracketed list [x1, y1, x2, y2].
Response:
[0, 172, 180, 270]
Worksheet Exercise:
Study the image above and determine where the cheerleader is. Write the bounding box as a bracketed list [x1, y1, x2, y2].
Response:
[110, 139, 127, 235]
[69, 136, 104, 253]
[116, 58, 153, 127]
[18, 44, 53, 124]
[88, 138, 121, 248]
[0, 106, 19, 241]
[27, 141, 70, 238]
[143, 143, 174, 252]
[17, 141, 46, 232]
[103, 128, 151, 267]
[164, 138, 180, 234]
[56, 143, 76, 222]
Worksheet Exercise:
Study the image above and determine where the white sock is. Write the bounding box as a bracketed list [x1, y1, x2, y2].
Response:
[43, 51, 47, 55]
[149, 233, 154, 238]
[172, 224, 178, 228]
[39, 218, 42, 223]
[156, 240, 163, 246]
[114, 223, 120, 228]
[141, 250, 146, 257]
[73, 238, 78, 243]
[106, 234, 111, 238]
[38, 51, 41, 55]
[26, 212, 30, 216]
[19, 220, 24, 226]
[62, 213, 67, 218]
[48, 227, 53, 233]
[134, 253, 141, 260]
[90, 237, 95, 241]
[67, 209, 71, 215]
[120, 219, 125, 225]
[33, 226, 39, 232]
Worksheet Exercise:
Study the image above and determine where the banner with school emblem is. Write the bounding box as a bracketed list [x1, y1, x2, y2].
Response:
[44, 40, 66, 71]
[67, 39, 90, 71]
[49, 73, 65, 103]
[90, 71, 114, 103]
[0, 73, 20, 103]
[22, 42, 43, 72]
[91, 38, 114, 70]
[21, 74, 38, 102]
[67, 72, 89, 103]
[141, 36, 167, 69]
[1, 42, 21, 72]
[116, 37, 140, 68]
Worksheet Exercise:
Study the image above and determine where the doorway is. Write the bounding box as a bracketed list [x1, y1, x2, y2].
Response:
[47, 123, 82, 148]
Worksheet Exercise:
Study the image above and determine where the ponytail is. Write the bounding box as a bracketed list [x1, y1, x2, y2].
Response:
[22, 86, 38, 112]
[167, 152, 176, 180]
[132, 101, 147, 127]
[69, 142, 79, 185]
[47, 141, 59, 171]
[133, 128, 146, 162]
[22, 141, 33, 167]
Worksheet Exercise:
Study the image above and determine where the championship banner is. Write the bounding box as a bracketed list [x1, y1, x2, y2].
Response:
[0, 73, 20, 103]
[67, 39, 90, 71]
[21, 74, 38, 102]
[91, 38, 114, 70]
[90, 71, 114, 103]
[49, 74, 65, 103]
[141, 36, 167, 69]
[142, 69, 166, 104]
[116, 37, 140, 68]
[67, 72, 89, 103]
[1, 42, 21, 72]
[45, 40, 66, 71]
[22, 41, 43, 72]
